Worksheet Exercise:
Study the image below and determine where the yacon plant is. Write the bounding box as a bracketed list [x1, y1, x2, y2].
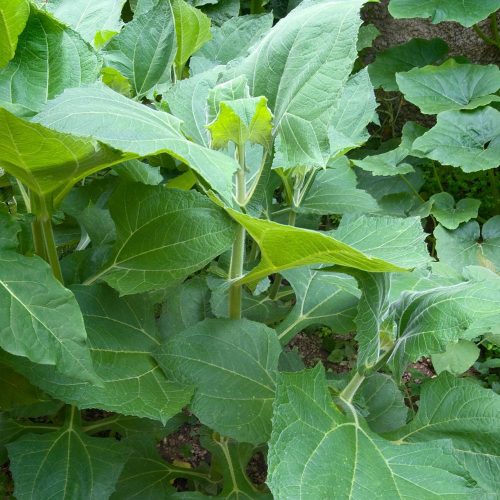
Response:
[0, 0, 499, 497]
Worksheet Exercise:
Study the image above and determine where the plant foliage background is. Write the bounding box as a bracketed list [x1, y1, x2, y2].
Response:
[0, 0, 499, 498]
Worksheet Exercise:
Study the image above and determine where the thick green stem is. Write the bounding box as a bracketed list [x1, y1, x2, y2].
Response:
[339, 371, 365, 403]
[228, 145, 246, 319]
[30, 192, 64, 283]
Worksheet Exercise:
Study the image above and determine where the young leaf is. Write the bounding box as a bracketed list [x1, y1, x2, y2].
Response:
[356, 23, 380, 51]
[155, 318, 281, 444]
[435, 216, 500, 272]
[113, 160, 163, 186]
[267, 366, 481, 499]
[33, 83, 238, 200]
[0, 5, 101, 113]
[172, 0, 211, 74]
[7, 415, 129, 500]
[368, 38, 449, 91]
[276, 266, 359, 344]
[0, 251, 100, 384]
[431, 339, 480, 375]
[388, 0, 500, 27]
[0, 0, 29, 68]
[387, 373, 500, 493]
[412, 107, 500, 172]
[39, 0, 126, 45]
[88, 184, 235, 295]
[103, 0, 176, 97]
[430, 192, 481, 230]
[396, 61, 500, 114]
[0, 108, 127, 202]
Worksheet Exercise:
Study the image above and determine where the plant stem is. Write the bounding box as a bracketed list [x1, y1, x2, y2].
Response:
[473, 23, 500, 48]
[250, 0, 264, 14]
[30, 191, 64, 283]
[228, 145, 246, 319]
[432, 162, 444, 192]
[488, 169, 499, 212]
[339, 371, 365, 403]
[491, 13, 500, 43]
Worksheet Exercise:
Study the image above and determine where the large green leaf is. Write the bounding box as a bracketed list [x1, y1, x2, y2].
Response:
[276, 266, 359, 344]
[430, 192, 480, 230]
[0, 0, 30, 68]
[388, 0, 500, 27]
[435, 216, 500, 272]
[34, 83, 238, 199]
[387, 373, 500, 493]
[39, 0, 126, 45]
[103, 0, 176, 97]
[0, 5, 101, 113]
[155, 318, 281, 444]
[0, 251, 99, 384]
[267, 366, 481, 499]
[223, 210, 429, 285]
[389, 270, 500, 379]
[5, 285, 192, 422]
[0, 108, 127, 202]
[412, 107, 500, 172]
[396, 60, 500, 114]
[300, 157, 379, 215]
[172, 0, 212, 73]
[7, 412, 129, 500]
[368, 38, 448, 91]
[431, 339, 480, 375]
[87, 184, 235, 295]
[234, 0, 365, 168]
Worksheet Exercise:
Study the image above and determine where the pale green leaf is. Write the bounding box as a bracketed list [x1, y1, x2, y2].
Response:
[396, 60, 500, 114]
[356, 23, 380, 51]
[430, 192, 480, 230]
[435, 216, 500, 272]
[368, 38, 448, 91]
[388, 0, 500, 27]
[387, 373, 500, 493]
[0, 108, 127, 202]
[100, 67, 132, 96]
[40, 0, 126, 45]
[113, 160, 163, 185]
[276, 266, 359, 344]
[0, 6, 101, 113]
[196, 13, 273, 65]
[0, 0, 30, 68]
[155, 318, 281, 444]
[34, 83, 238, 200]
[0, 251, 99, 384]
[412, 107, 500, 172]
[103, 0, 176, 96]
[268, 366, 481, 499]
[432, 339, 480, 375]
[300, 157, 379, 215]
[7, 420, 128, 500]
[207, 75, 251, 120]
[173, 0, 212, 71]
[89, 184, 235, 295]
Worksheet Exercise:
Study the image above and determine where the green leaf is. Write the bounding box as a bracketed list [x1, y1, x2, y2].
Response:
[172, 0, 212, 72]
[40, 0, 126, 45]
[155, 318, 281, 444]
[412, 107, 500, 172]
[234, 0, 365, 168]
[396, 60, 500, 114]
[0, 251, 99, 384]
[388, 0, 500, 27]
[268, 365, 481, 499]
[435, 216, 500, 272]
[300, 157, 379, 215]
[432, 339, 480, 375]
[0, 108, 127, 202]
[276, 266, 359, 344]
[103, 0, 176, 97]
[0, 0, 30, 68]
[389, 271, 500, 380]
[196, 13, 273, 65]
[356, 23, 380, 51]
[0, 211, 20, 251]
[387, 373, 500, 493]
[207, 96, 273, 149]
[88, 184, 235, 295]
[0, 6, 101, 113]
[100, 66, 132, 96]
[34, 83, 238, 200]
[358, 373, 408, 433]
[113, 160, 163, 185]
[368, 38, 448, 91]
[7, 414, 129, 500]
[430, 192, 480, 230]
